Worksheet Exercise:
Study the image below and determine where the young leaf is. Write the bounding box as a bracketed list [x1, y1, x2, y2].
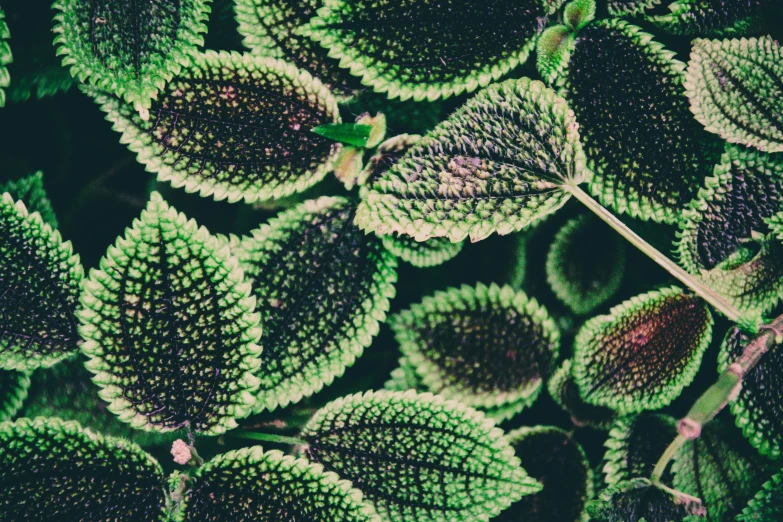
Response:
[53, 0, 210, 112]
[356, 77, 592, 243]
[175, 446, 380, 522]
[548, 359, 617, 430]
[649, 0, 770, 36]
[0, 7, 10, 107]
[390, 283, 559, 410]
[0, 171, 58, 228]
[587, 478, 703, 522]
[603, 414, 678, 487]
[685, 36, 783, 154]
[736, 470, 783, 522]
[546, 214, 626, 315]
[301, 0, 565, 101]
[89, 51, 342, 204]
[0, 193, 83, 371]
[0, 417, 168, 521]
[498, 426, 593, 522]
[359, 133, 422, 187]
[382, 235, 464, 268]
[78, 192, 263, 435]
[676, 145, 783, 273]
[560, 19, 722, 223]
[235, 197, 396, 412]
[608, 0, 661, 17]
[0, 370, 29, 422]
[573, 286, 713, 414]
[301, 390, 542, 522]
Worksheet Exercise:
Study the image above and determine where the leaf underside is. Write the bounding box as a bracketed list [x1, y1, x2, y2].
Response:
[607, 0, 662, 17]
[0, 172, 58, 228]
[0, 193, 83, 371]
[587, 478, 696, 522]
[0, 7, 10, 107]
[301, 390, 542, 522]
[89, 50, 341, 204]
[548, 359, 617, 430]
[737, 470, 783, 522]
[603, 413, 678, 487]
[177, 446, 380, 522]
[649, 0, 770, 36]
[302, 0, 561, 101]
[573, 286, 713, 414]
[0, 369, 29, 422]
[562, 19, 722, 223]
[235, 196, 397, 413]
[78, 192, 262, 435]
[356, 77, 590, 243]
[0, 417, 167, 521]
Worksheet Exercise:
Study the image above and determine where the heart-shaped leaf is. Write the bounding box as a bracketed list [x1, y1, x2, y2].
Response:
[88, 50, 341, 204]
[390, 283, 559, 410]
[546, 214, 626, 315]
[301, 0, 564, 101]
[301, 390, 542, 522]
[0, 193, 83, 371]
[0, 369, 29, 422]
[587, 478, 703, 522]
[234, 196, 396, 412]
[676, 145, 783, 273]
[573, 286, 713, 414]
[737, 470, 783, 522]
[549, 360, 617, 429]
[498, 426, 593, 522]
[53, 0, 210, 112]
[78, 192, 263, 435]
[175, 446, 380, 522]
[356, 77, 591, 242]
[649, 0, 771, 36]
[603, 414, 678, 487]
[559, 19, 722, 223]
[685, 36, 783, 153]
[0, 7, 10, 107]
[0, 171, 58, 228]
[382, 235, 464, 268]
[608, 0, 661, 16]
[0, 417, 168, 521]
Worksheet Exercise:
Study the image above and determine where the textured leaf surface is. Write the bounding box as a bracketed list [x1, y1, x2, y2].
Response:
[301, 390, 542, 522]
[573, 287, 713, 414]
[356, 77, 591, 242]
[382, 235, 464, 268]
[78, 192, 262, 435]
[587, 478, 697, 522]
[90, 50, 341, 204]
[546, 214, 626, 315]
[736, 470, 783, 522]
[0, 193, 83, 371]
[0, 172, 58, 228]
[548, 359, 616, 430]
[676, 145, 783, 273]
[177, 446, 380, 522]
[608, 0, 661, 16]
[302, 0, 561, 101]
[390, 283, 558, 410]
[53, 0, 210, 110]
[0, 369, 29, 422]
[235, 196, 396, 412]
[649, 0, 770, 36]
[561, 19, 722, 223]
[685, 36, 783, 153]
[0, 7, 10, 107]
[603, 414, 678, 487]
[497, 426, 592, 522]
[0, 417, 167, 521]
[360, 133, 422, 187]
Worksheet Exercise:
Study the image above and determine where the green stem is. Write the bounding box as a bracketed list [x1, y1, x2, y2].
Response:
[231, 431, 307, 446]
[650, 434, 687, 483]
[567, 184, 746, 324]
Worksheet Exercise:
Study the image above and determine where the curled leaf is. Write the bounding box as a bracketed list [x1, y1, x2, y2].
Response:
[0, 369, 29, 422]
[382, 235, 464, 268]
[0, 171, 58, 228]
[573, 286, 713, 414]
[649, 0, 771, 36]
[587, 478, 703, 522]
[603, 414, 678, 487]
[549, 360, 617, 430]
[301, 390, 542, 522]
[737, 470, 783, 522]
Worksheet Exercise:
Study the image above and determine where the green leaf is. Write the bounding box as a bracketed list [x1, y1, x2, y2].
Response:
[737, 470, 783, 522]
[648, 0, 770, 36]
[0, 7, 10, 107]
[53, 0, 211, 112]
[175, 446, 380, 522]
[301, 0, 564, 101]
[564, 0, 596, 31]
[676, 144, 783, 273]
[356, 77, 592, 242]
[560, 19, 723, 223]
[390, 283, 559, 410]
[312, 123, 378, 149]
[0, 171, 58, 228]
[0, 417, 168, 521]
[548, 359, 617, 430]
[0, 369, 29, 422]
[587, 478, 703, 522]
[546, 214, 626, 315]
[718, 326, 783, 459]
[78, 192, 263, 435]
[684, 36, 783, 154]
[573, 286, 713, 414]
[359, 133, 422, 187]
[498, 426, 593, 522]
[536, 25, 576, 86]
[88, 50, 342, 204]
[301, 390, 542, 522]
[603, 414, 678, 487]
[235, 196, 396, 412]
[0, 193, 83, 371]
[382, 235, 464, 268]
[607, 0, 662, 17]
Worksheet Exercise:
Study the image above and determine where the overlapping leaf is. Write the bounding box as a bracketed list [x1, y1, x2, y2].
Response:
[587, 478, 702, 522]
[302, 0, 564, 101]
[0, 171, 58, 228]
[175, 446, 380, 522]
[53, 0, 210, 111]
[0, 369, 29, 421]
[301, 390, 542, 522]
[90, 50, 341, 204]
[0, 7, 10, 107]
[0, 417, 168, 521]
[559, 19, 722, 223]
[649, 0, 771, 36]
[573, 286, 713, 414]
[737, 470, 783, 522]
[0, 193, 83, 371]
[356, 77, 591, 242]
[603, 414, 678, 487]
[685, 36, 783, 153]
[234, 196, 396, 412]
[382, 235, 464, 268]
[78, 192, 263, 435]
[548, 359, 617, 430]
[608, 0, 661, 16]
